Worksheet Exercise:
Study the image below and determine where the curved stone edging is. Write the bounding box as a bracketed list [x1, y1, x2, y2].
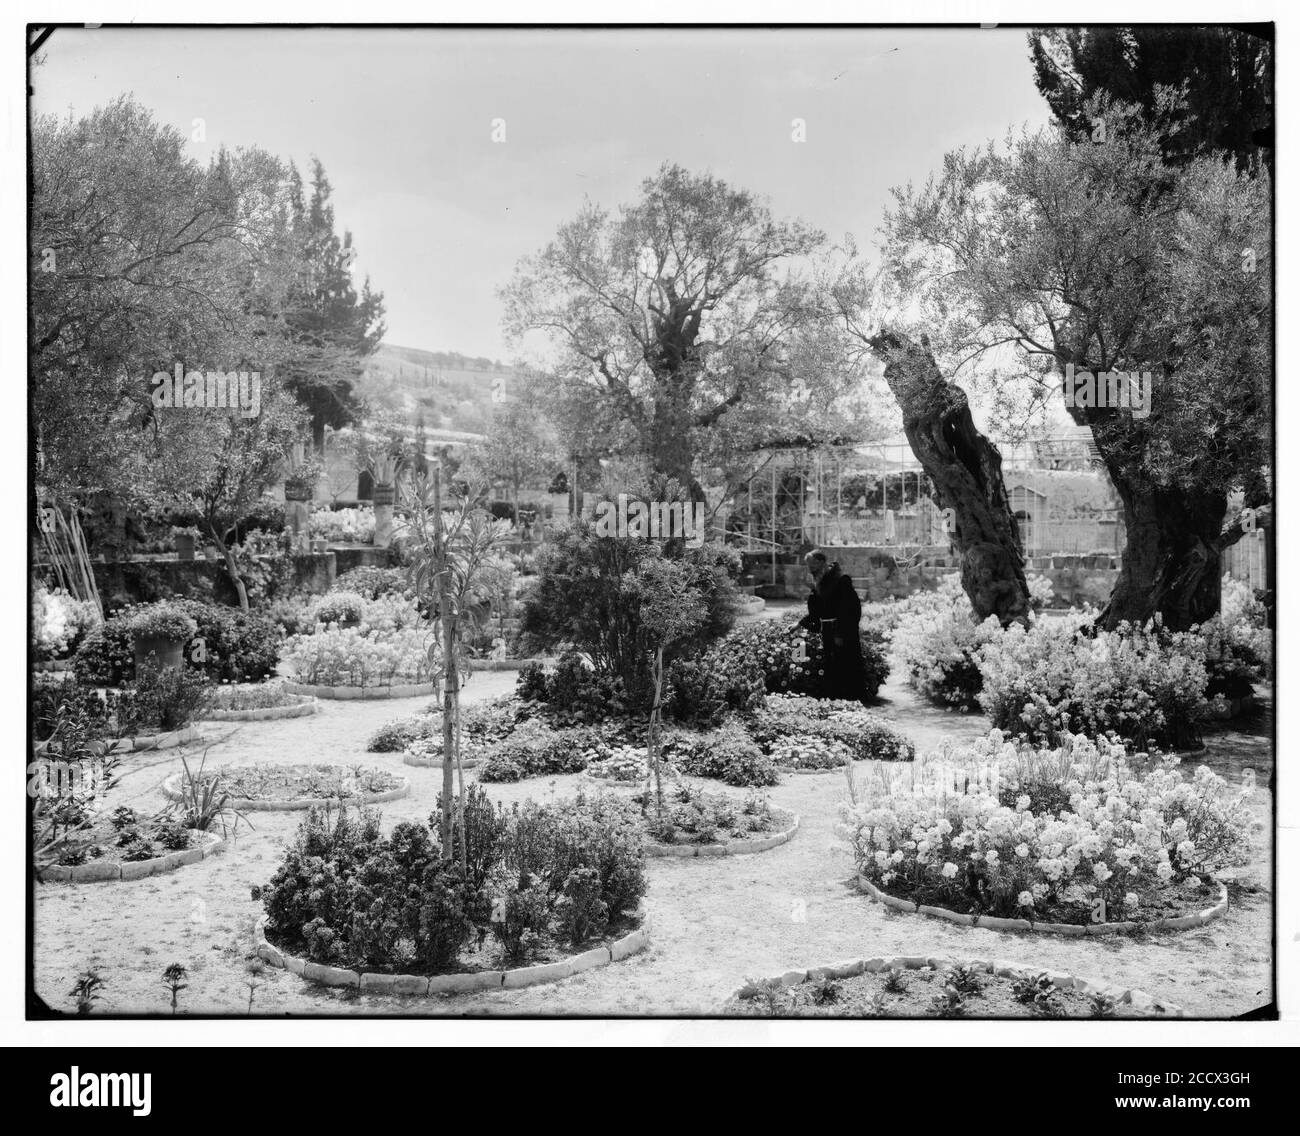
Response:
[162, 769, 410, 812]
[201, 695, 318, 721]
[855, 872, 1230, 935]
[401, 751, 482, 769]
[284, 680, 436, 701]
[647, 813, 799, 858]
[254, 899, 651, 995]
[723, 954, 1183, 1017]
[33, 725, 202, 757]
[35, 831, 228, 884]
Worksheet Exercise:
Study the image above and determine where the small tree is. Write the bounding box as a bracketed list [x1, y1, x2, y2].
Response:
[402, 469, 511, 858]
[628, 556, 707, 816]
[161, 962, 188, 1015]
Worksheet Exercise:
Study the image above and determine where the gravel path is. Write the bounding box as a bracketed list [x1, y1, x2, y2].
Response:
[32, 669, 1273, 1019]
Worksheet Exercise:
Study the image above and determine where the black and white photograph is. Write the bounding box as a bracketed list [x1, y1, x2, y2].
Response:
[9, 5, 1294, 1068]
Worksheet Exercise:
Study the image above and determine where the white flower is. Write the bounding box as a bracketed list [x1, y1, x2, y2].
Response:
[1017, 890, 1034, 908]
[1014, 843, 1030, 858]
[941, 862, 958, 879]
[1093, 862, 1113, 883]
[1124, 892, 1140, 908]
[985, 849, 999, 866]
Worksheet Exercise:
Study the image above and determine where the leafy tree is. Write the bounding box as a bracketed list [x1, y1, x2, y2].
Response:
[460, 376, 560, 519]
[280, 159, 386, 450]
[870, 96, 1269, 629]
[1028, 25, 1272, 175]
[502, 163, 881, 493]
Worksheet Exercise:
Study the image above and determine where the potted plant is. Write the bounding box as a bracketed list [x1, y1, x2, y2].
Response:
[128, 602, 199, 672]
[172, 526, 201, 561]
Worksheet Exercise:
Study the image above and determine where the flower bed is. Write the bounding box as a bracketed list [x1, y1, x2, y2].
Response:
[257, 789, 648, 981]
[283, 680, 436, 701]
[838, 730, 1256, 927]
[255, 901, 651, 994]
[36, 829, 228, 884]
[201, 684, 317, 721]
[163, 763, 408, 811]
[723, 956, 1182, 1018]
[280, 625, 435, 690]
[750, 694, 915, 765]
[642, 785, 797, 856]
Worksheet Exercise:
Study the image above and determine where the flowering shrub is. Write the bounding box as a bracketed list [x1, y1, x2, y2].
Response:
[721, 616, 889, 702]
[515, 651, 632, 724]
[1197, 575, 1271, 704]
[894, 603, 1001, 709]
[749, 694, 915, 763]
[665, 635, 766, 727]
[308, 506, 375, 544]
[839, 730, 1255, 924]
[334, 566, 413, 600]
[588, 744, 668, 783]
[860, 573, 966, 641]
[32, 585, 100, 660]
[127, 601, 198, 643]
[281, 626, 434, 687]
[644, 783, 777, 845]
[768, 734, 855, 770]
[368, 712, 441, 752]
[313, 591, 366, 625]
[208, 683, 301, 711]
[1027, 573, 1055, 610]
[978, 620, 1209, 750]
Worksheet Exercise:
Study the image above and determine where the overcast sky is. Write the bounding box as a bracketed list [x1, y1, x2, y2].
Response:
[35, 25, 1053, 362]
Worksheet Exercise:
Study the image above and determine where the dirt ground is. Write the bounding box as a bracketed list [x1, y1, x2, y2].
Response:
[32, 662, 1274, 1020]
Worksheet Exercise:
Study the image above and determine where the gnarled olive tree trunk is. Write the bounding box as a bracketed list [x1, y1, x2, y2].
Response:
[867, 329, 1029, 625]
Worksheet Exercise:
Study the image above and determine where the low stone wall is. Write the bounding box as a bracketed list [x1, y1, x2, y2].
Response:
[856, 872, 1230, 935]
[33, 725, 202, 756]
[255, 900, 650, 995]
[201, 695, 318, 721]
[36, 831, 228, 884]
[723, 954, 1182, 1017]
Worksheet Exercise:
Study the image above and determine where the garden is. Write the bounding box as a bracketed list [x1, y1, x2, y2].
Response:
[30, 28, 1273, 1023]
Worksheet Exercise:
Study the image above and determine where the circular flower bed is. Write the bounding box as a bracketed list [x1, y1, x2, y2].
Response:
[723, 955, 1182, 1018]
[201, 684, 318, 721]
[163, 762, 408, 811]
[35, 805, 228, 884]
[643, 786, 798, 858]
[839, 730, 1256, 927]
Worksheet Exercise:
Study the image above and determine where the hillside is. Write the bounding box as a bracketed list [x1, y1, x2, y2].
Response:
[356, 343, 525, 435]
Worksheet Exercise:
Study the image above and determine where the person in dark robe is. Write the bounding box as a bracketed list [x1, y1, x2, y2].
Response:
[800, 549, 868, 704]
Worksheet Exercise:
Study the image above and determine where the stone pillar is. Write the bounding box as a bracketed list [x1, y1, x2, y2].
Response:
[284, 480, 313, 553]
[373, 483, 395, 549]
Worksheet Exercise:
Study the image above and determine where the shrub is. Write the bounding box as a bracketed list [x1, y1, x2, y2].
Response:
[33, 675, 113, 744]
[334, 566, 413, 601]
[31, 585, 100, 660]
[478, 721, 600, 782]
[281, 626, 434, 687]
[517, 522, 741, 713]
[265, 595, 315, 638]
[314, 592, 366, 625]
[309, 506, 375, 544]
[667, 721, 780, 787]
[73, 619, 136, 686]
[978, 620, 1209, 750]
[838, 730, 1256, 924]
[115, 657, 211, 733]
[127, 601, 198, 643]
[515, 662, 551, 703]
[721, 616, 889, 703]
[368, 712, 439, 752]
[749, 695, 915, 763]
[894, 605, 1000, 709]
[260, 790, 646, 971]
[664, 635, 766, 727]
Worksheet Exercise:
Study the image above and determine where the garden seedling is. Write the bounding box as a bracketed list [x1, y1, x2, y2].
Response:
[162, 962, 188, 1015]
[69, 969, 105, 1016]
[882, 967, 909, 993]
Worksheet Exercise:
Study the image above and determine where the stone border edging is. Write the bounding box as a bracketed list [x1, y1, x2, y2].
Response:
[284, 680, 435, 701]
[254, 900, 650, 995]
[855, 872, 1230, 935]
[201, 695, 318, 721]
[646, 813, 799, 858]
[34, 725, 203, 757]
[162, 769, 410, 812]
[723, 954, 1183, 1017]
[401, 751, 482, 769]
[36, 831, 228, 883]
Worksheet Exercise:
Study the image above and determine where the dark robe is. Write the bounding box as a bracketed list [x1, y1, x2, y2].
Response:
[802, 563, 867, 704]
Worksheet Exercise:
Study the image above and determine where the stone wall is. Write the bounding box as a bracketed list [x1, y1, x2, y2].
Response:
[93, 552, 337, 605]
